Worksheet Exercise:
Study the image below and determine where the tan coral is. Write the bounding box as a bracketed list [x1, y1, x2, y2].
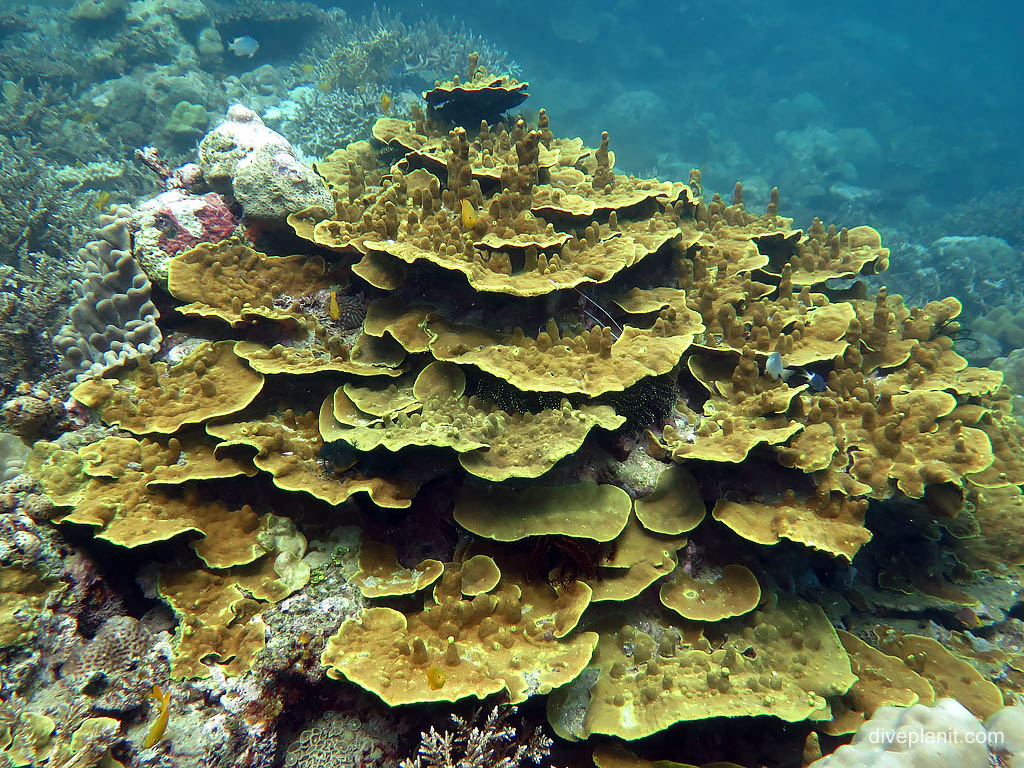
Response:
[158, 517, 308, 678]
[546, 597, 855, 740]
[453, 482, 632, 542]
[361, 218, 684, 297]
[158, 568, 267, 679]
[427, 312, 702, 397]
[530, 178, 682, 220]
[233, 334, 405, 377]
[697, 301, 856, 367]
[78, 433, 255, 486]
[322, 365, 624, 481]
[320, 556, 597, 705]
[371, 117, 429, 153]
[344, 375, 422, 418]
[657, 414, 802, 464]
[294, 123, 693, 300]
[658, 563, 761, 622]
[873, 629, 1003, 719]
[313, 140, 380, 201]
[712, 492, 872, 562]
[582, 512, 688, 603]
[60, 470, 265, 569]
[71, 341, 264, 435]
[403, 122, 560, 184]
[53, 434, 266, 567]
[756, 223, 889, 285]
[423, 57, 529, 122]
[353, 540, 444, 598]
[362, 296, 435, 353]
[633, 464, 706, 535]
[459, 554, 502, 597]
[775, 375, 994, 504]
[0, 565, 59, 647]
[167, 239, 329, 327]
[823, 630, 934, 736]
[209, 406, 426, 508]
[23, 441, 87, 506]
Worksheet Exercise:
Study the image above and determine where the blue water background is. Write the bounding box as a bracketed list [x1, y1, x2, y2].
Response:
[343, 0, 1024, 235]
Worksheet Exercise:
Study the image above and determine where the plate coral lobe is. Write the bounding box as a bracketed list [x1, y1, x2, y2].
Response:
[3, 53, 1024, 768]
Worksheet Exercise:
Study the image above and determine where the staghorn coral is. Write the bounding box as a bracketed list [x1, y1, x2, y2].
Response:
[400, 706, 553, 768]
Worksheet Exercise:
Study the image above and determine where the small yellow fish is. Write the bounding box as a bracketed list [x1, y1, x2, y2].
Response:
[460, 198, 478, 229]
[78, 111, 96, 125]
[954, 606, 984, 628]
[144, 685, 171, 749]
[92, 190, 110, 211]
[328, 291, 340, 321]
[426, 667, 446, 690]
[317, 79, 332, 93]
[301, 63, 315, 74]
[380, 91, 391, 113]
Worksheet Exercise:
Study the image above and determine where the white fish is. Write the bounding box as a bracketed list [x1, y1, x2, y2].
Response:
[764, 352, 793, 382]
[228, 36, 259, 58]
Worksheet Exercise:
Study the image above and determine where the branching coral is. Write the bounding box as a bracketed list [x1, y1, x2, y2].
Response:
[400, 706, 553, 768]
[0, 135, 91, 266]
[0, 260, 73, 397]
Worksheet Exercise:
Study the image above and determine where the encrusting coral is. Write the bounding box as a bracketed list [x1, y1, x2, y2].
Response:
[17, 53, 1024, 767]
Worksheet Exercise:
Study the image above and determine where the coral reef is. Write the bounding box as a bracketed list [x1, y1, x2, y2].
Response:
[17, 71, 1020, 765]
[1, 17, 1022, 766]
[0, 1, 518, 400]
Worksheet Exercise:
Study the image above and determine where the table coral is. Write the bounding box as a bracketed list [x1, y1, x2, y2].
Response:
[547, 597, 856, 740]
[320, 555, 598, 705]
[70, 340, 264, 434]
[453, 482, 632, 542]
